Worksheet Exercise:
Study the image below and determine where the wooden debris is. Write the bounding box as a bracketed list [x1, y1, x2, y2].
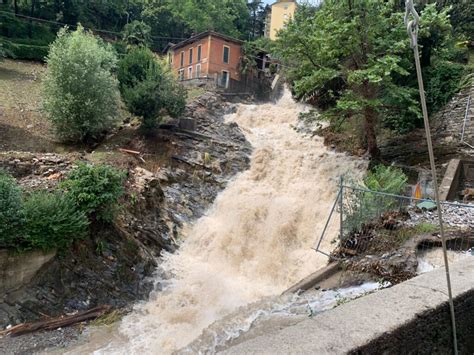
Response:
[0, 305, 111, 337]
[119, 148, 146, 163]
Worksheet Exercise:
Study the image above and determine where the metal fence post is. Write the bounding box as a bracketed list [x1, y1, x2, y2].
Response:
[339, 176, 344, 241]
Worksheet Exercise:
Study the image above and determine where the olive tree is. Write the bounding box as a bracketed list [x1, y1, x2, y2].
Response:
[43, 26, 120, 143]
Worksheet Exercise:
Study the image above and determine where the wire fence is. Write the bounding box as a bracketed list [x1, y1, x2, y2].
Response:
[314, 179, 474, 261]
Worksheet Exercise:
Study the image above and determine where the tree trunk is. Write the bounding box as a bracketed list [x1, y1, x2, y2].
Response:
[364, 105, 380, 158]
[14, 0, 18, 14]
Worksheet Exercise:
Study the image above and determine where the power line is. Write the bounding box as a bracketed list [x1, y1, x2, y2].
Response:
[0, 10, 186, 41]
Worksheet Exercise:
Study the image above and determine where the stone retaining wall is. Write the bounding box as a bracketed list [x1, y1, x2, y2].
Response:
[0, 250, 56, 296]
[434, 85, 474, 148]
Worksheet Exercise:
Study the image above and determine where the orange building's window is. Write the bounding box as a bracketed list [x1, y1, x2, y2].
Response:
[223, 46, 230, 64]
[196, 63, 201, 78]
[180, 51, 184, 67]
[197, 45, 202, 62]
[189, 48, 193, 64]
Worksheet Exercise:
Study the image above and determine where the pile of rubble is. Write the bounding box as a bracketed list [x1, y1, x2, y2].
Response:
[407, 202, 474, 229]
[0, 152, 83, 190]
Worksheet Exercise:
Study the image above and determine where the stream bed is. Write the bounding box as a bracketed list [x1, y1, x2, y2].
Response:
[46, 90, 367, 355]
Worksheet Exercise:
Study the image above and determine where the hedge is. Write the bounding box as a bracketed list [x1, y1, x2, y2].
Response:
[1, 38, 49, 61]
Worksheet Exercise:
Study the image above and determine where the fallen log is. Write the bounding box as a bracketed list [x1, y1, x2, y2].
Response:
[0, 305, 111, 337]
[119, 148, 146, 163]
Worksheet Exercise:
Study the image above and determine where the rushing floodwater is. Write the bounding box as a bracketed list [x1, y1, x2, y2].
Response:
[66, 90, 366, 354]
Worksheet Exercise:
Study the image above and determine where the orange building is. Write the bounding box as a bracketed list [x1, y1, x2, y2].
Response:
[170, 31, 243, 88]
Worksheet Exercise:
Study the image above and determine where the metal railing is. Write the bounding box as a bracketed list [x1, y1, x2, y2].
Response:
[314, 179, 474, 260]
[461, 94, 473, 149]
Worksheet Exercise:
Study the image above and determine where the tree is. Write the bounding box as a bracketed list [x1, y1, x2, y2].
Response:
[43, 26, 120, 143]
[276, 1, 457, 157]
[248, 1, 267, 39]
[118, 46, 187, 131]
[166, 0, 251, 39]
[122, 20, 151, 48]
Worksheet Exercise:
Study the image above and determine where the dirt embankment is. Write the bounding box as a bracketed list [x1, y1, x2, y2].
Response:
[0, 91, 252, 332]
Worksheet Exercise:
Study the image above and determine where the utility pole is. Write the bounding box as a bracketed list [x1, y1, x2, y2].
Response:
[404, 1, 458, 354]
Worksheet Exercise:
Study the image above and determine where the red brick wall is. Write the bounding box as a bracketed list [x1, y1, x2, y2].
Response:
[207, 37, 241, 81]
[171, 35, 242, 81]
[172, 37, 210, 79]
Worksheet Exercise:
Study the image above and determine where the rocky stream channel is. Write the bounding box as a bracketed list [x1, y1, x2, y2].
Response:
[0, 92, 252, 353]
[1, 89, 473, 354]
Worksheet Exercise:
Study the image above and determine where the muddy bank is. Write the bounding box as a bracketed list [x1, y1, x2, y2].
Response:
[0, 93, 251, 337]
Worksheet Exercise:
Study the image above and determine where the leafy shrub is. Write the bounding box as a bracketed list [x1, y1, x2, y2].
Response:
[424, 60, 466, 114]
[118, 47, 186, 131]
[364, 165, 408, 195]
[0, 172, 24, 249]
[5, 41, 49, 61]
[43, 26, 120, 143]
[343, 165, 408, 236]
[23, 192, 89, 251]
[60, 163, 126, 222]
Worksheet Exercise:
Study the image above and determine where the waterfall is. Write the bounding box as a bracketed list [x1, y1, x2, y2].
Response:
[68, 90, 366, 354]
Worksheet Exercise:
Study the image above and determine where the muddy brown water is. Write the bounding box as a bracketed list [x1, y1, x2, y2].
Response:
[62, 90, 367, 354]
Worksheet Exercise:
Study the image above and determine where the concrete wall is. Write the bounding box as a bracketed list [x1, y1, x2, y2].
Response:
[0, 249, 56, 296]
[440, 158, 462, 200]
[440, 159, 474, 201]
[351, 289, 474, 354]
[207, 36, 242, 81]
[222, 257, 474, 354]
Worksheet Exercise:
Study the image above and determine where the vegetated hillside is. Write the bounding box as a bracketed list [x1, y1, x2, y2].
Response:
[0, 56, 252, 326]
[0, 0, 270, 59]
[275, 1, 473, 159]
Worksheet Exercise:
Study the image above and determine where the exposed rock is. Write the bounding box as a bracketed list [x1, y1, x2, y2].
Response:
[0, 91, 251, 328]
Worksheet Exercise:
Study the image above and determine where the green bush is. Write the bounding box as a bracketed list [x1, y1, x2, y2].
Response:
[23, 192, 89, 251]
[118, 47, 186, 131]
[43, 26, 120, 143]
[424, 60, 466, 114]
[60, 163, 126, 222]
[343, 165, 409, 236]
[364, 165, 408, 195]
[6, 41, 49, 61]
[0, 172, 24, 249]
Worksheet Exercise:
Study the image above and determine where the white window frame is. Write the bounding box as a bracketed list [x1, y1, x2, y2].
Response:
[189, 47, 194, 65]
[178, 69, 184, 81]
[188, 66, 193, 79]
[180, 51, 184, 67]
[196, 63, 201, 78]
[223, 45, 230, 64]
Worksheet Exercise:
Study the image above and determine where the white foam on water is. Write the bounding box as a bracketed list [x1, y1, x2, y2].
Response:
[68, 89, 366, 355]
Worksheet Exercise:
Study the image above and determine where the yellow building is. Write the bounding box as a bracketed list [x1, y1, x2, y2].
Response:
[265, 0, 297, 40]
